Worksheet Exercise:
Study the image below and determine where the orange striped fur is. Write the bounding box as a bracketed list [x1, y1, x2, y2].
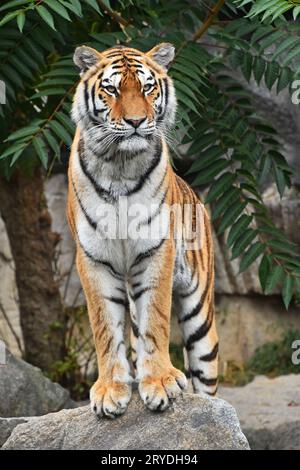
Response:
[68, 43, 218, 418]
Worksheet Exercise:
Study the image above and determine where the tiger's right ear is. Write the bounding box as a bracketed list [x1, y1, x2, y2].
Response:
[73, 46, 102, 74]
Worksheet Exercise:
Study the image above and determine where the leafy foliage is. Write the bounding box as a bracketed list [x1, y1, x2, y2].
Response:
[0, 0, 300, 307]
[236, 0, 300, 22]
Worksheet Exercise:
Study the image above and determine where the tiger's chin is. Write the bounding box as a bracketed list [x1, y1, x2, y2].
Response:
[117, 134, 151, 153]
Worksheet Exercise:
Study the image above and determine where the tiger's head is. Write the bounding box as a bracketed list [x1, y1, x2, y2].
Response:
[72, 43, 176, 153]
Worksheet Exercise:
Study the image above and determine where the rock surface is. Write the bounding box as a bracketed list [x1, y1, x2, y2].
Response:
[216, 295, 300, 368]
[220, 375, 300, 450]
[0, 215, 23, 357]
[45, 174, 84, 307]
[2, 392, 249, 450]
[0, 417, 28, 447]
[0, 349, 75, 417]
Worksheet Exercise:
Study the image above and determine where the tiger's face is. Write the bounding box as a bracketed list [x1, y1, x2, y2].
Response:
[72, 43, 176, 153]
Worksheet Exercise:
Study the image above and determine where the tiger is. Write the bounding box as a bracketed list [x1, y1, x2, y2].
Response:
[67, 42, 218, 418]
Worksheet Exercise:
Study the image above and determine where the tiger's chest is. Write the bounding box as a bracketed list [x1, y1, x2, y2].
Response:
[71, 147, 170, 275]
[78, 195, 168, 272]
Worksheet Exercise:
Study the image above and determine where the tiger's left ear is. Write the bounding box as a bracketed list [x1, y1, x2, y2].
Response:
[146, 43, 175, 70]
[73, 46, 102, 74]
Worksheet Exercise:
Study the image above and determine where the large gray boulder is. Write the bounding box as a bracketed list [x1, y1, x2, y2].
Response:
[2, 392, 249, 450]
[0, 349, 75, 417]
[220, 375, 300, 450]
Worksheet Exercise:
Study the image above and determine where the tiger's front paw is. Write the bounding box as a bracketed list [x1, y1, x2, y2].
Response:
[90, 379, 132, 419]
[139, 368, 187, 412]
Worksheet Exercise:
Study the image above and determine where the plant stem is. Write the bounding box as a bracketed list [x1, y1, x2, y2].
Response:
[193, 0, 226, 41]
[97, 0, 130, 27]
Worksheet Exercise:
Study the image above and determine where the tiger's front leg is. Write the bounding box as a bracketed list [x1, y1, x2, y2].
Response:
[132, 240, 187, 411]
[77, 250, 132, 419]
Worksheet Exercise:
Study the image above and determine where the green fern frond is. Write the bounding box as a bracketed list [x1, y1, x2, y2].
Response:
[235, 0, 300, 21]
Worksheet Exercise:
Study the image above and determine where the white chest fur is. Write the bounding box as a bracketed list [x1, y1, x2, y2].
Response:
[71, 140, 170, 275]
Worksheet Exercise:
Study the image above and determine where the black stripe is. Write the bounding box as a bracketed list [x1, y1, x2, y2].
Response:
[78, 239, 123, 280]
[125, 52, 142, 57]
[116, 287, 127, 295]
[79, 150, 114, 202]
[158, 78, 164, 118]
[180, 275, 199, 299]
[126, 141, 162, 196]
[132, 281, 141, 289]
[131, 268, 146, 278]
[130, 238, 165, 269]
[179, 299, 202, 324]
[185, 314, 213, 351]
[199, 343, 219, 362]
[130, 63, 143, 69]
[110, 57, 125, 65]
[71, 178, 97, 230]
[132, 287, 152, 301]
[152, 167, 167, 198]
[106, 52, 124, 58]
[190, 369, 218, 387]
[104, 296, 128, 308]
[91, 82, 98, 116]
[131, 321, 139, 338]
[158, 78, 169, 123]
[126, 58, 142, 64]
[139, 187, 167, 227]
[163, 77, 169, 105]
[84, 79, 89, 112]
[109, 71, 120, 77]
[117, 341, 125, 352]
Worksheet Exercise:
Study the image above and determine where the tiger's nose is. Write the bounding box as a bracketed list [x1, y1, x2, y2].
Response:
[124, 117, 146, 128]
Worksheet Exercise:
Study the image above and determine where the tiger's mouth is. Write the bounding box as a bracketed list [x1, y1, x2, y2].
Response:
[115, 127, 155, 140]
[121, 132, 155, 143]
[116, 132, 154, 152]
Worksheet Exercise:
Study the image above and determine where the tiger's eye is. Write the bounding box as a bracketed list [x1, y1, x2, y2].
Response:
[144, 83, 153, 92]
[106, 85, 116, 94]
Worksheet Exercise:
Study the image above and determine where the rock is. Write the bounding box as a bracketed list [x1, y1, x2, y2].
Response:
[216, 295, 300, 368]
[2, 392, 249, 450]
[0, 349, 76, 417]
[0, 417, 29, 447]
[45, 174, 84, 307]
[220, 375, 300, 450]
[263, 184, 300, 246]
[0, 215, 23, 357]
